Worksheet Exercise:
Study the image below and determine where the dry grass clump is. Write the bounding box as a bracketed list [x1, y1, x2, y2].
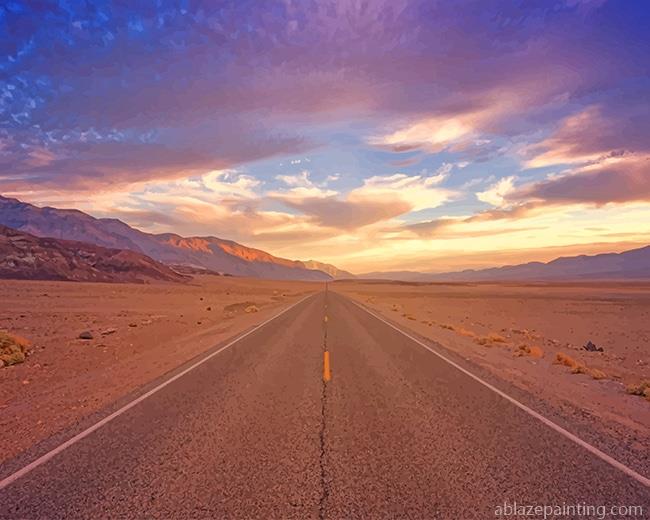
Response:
[437, 322, 478, 339]
[588, 368, 607, 380]
[555, 352, 587, 374]
[514, 344, 544, 358]
[0, 331, 30, 367]
[456, 327, 476, 338]
[475, 332, 508, 347]
[554, 352, 609, 381]
[570, 364, 588, 375]
[625, 380, 650, 401]
[555, 351, 579, 368]
[224, 301, 259, 314]
[555, 352, 586, 373]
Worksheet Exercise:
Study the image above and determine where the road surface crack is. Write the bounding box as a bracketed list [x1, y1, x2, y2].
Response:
[318, 287, 330, 520]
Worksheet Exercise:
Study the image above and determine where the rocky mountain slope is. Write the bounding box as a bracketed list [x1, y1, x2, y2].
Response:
[302, 260, 355, 279]
[0, 195, 331, 281]
[0, 225, 188, 283]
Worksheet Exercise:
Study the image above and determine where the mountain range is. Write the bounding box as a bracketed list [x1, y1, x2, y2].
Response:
[0, 224, 187, 283]
[0, 195, 347, 281]
[2, 194, 646, 283]
[361, 245, 650, 282]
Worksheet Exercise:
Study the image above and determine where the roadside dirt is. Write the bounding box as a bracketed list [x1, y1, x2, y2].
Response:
[0, 275, 321, 464]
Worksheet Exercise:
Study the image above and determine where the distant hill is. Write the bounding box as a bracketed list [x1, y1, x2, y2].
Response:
[0, 225, 188, 283]
[357, 270, 426, 282]
[0, 195, 332, 281]
[302, 260, 355, 279]
[359, 245, 650, 282]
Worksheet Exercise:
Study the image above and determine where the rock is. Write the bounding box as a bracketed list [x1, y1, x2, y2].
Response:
[78, 331, 94, 340]
[206, 306, 212, 311]
[100, 328, 117, 336]
[128, 323, 138, 328]
[583, 340, 603, 352]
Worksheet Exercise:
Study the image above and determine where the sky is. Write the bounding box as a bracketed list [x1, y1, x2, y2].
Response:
[1, 0, 649, 273]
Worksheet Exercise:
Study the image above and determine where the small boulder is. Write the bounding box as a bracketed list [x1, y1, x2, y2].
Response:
[583, 340, 603, 352]
[78, 331, 94, 340]
[100, 328, 117, 336]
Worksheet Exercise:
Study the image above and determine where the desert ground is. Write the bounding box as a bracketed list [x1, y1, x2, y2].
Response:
[332, 280, 650, 461]
[0, 275, 320, 464]
[2, 276, 649, 472]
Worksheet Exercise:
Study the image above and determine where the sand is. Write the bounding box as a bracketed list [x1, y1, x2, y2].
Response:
[332, 280, 650, 455]
[0, 276, 320, 464]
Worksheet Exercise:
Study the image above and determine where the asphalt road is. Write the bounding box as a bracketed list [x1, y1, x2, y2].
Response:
[1, 290, 648, 519]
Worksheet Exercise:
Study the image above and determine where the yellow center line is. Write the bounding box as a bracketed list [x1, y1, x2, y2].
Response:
[323, 351, 331, 382]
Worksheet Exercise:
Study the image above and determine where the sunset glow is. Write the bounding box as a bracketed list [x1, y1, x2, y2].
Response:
[2, 1, 648, 273]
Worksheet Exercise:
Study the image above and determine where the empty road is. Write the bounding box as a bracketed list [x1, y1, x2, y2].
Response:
[1, 290, 648, 518]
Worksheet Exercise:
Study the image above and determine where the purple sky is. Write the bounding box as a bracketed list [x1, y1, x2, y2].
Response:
[1, 1, 649, 272]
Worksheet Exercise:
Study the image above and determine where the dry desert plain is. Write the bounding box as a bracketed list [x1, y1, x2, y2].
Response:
[1, 276, 649, 473]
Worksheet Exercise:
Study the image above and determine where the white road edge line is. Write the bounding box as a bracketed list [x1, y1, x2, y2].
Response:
[0, 293, 315, 492]
[347, 297, 650, 488]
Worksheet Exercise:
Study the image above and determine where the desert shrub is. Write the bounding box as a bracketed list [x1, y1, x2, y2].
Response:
[475, 332, 507, 347]
[555, 352, 578, 368]
[0, 331, 30, 367]
[515, 344, 544, 358]
[456, 327, 476, 338]
[588, 368, 607, 380]
[555, 351, 587, 374]
[440, 324, 455, 331]
[224, 301, 257, 313]
[626, 380, 650, 397]
[570, 364, 587, 375]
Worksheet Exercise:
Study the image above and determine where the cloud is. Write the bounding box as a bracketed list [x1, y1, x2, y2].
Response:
[511, 154, 650, 205]
[271, 171, 456, 229]
[0, 127, 311, 192]
[276, 171, 313, 188]
[524, 97, 650, 168]
[476, 177, 516, 207]
[370, 115, 475, 153]
[2, 1, 647, 193]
